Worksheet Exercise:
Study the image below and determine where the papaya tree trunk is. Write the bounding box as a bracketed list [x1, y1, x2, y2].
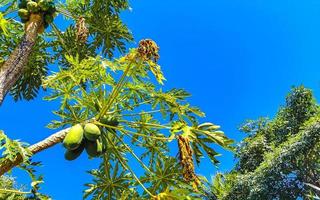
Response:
[0, 128, 69, 176]
[0, 14, 43, 105]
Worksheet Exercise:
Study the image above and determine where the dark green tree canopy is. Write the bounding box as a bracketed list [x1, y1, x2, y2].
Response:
[211, 86, 320, 200]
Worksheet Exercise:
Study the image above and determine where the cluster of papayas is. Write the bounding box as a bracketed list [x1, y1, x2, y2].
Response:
[62, 116, 119, 161]
[63, 123, 103, 161]
[18, 0, 56, 29]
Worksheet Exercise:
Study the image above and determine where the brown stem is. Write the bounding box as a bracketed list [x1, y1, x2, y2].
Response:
[0, 14, 43, 104]
[0, 128, 69, 176]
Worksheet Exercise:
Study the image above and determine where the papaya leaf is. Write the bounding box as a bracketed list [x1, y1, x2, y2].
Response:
[0, 13, 8, 36]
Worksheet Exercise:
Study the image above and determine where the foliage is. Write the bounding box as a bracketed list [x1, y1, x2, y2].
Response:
[0, 12, 53, 101]
[0, 15, 22, 66]
[0, 132, 50, 199]
[0, 12, 8, 36]
[60, 0, 133, 57]
[0, 0, 132, 101]
[305, 183, 320, 199]
[42, 40, 233, 198]
[0, 130, 31, 163]
[9, 34, 52, 101]
[0, 0, 234, 199]
[210, 86, 320, 200]
[0, 175, 26, 200]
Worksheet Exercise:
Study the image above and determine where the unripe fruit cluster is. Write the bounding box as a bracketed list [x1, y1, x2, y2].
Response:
[63, 123, 102, 161]
[18, 0, 56, 29]
[62, 117, 119, 161]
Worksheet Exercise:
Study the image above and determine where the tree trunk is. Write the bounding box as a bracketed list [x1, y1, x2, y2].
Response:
[0, 14, 43, 105]
[0, 128, 69, 176]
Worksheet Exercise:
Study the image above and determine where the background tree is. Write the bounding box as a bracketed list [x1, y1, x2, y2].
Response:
[210, 86, 320, 200]
[0, 0, 233, 199]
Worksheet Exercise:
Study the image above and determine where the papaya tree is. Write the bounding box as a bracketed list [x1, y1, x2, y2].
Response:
[0, 0, 233, 199]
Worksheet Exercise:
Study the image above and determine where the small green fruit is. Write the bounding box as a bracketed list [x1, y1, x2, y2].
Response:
[85, 139, 103, 157]
[63, 124, 84, 150]
[84, 123, 101, 141]
[27, 1, 39, 13]
[18, 9, 30, 20]
[64, 142, 85, 161]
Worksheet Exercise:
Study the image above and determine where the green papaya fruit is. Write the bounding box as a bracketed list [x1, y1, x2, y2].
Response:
[38, 0, 50, 11]
[85, 139, 103, 157]
[27, 1, 39, 13]
[63, 124, 84, 150]
[44, 14, 54, 24]
[18, 9, 30, 20]
[64, 142, 85, 161]
[84, 123, 101, 141]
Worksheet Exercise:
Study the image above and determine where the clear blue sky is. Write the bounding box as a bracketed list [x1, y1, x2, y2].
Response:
[1, 0, 320, 199]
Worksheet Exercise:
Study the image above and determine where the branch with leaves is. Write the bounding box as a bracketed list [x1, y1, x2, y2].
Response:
[0, 40, 233, 199]
[0, 128, 69, 176]
[0, 0, 234, 199]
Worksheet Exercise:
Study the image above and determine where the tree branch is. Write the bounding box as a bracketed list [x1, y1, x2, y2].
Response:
[0, 128, 70, 176]
[0, 14, 43, 105]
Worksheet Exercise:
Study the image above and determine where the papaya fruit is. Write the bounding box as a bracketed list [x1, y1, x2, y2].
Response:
[27, 1, 39, 13]
[18, 9, 30, 20]
[84, 123, 101, 141]
[63, 124, 84, 150]
[64, 142, 85, 161]
[85, 139, 103, 157]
